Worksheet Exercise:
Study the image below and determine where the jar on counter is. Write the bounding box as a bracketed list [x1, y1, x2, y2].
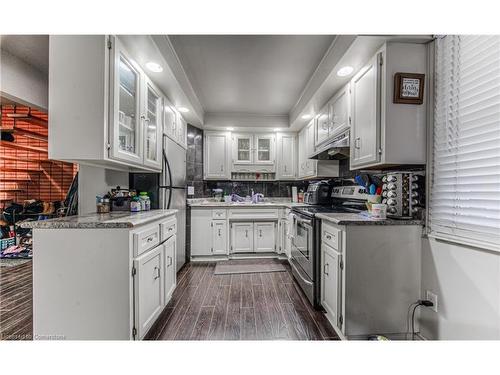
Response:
[130, 197, 141, 212]
[96, 198, 110, 213]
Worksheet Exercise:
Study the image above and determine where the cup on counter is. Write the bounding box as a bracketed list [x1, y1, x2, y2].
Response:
[371, 204, 387, 219]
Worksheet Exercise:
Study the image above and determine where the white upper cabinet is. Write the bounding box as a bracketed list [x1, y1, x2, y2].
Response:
[276, 133, 297, 180]
[350, 42, 427, 170]
[255, 134, 275, 165]
[204, 131, 231, 180]
[110, 38, 144, 165]
[163, 100, 177, 141]
[231, 133, 275, 167]
[350, 52, 381, 168]
[142, 77, 163, 169]
[315, 83, 351, 150]
[163, 98, 187, 149]
[49, 35, 187, 172]
[233, 134, 253, 164]
[329, 83, 350, 137]
[176, 114, 187, 148]
[315, 105, 330, 147]
[298, 120, 317, 178]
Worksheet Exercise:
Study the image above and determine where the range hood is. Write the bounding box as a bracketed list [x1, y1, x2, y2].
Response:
[310, 129, 350, 160]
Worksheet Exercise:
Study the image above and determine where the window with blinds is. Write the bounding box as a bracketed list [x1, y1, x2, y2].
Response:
[429, 35, 500, 251]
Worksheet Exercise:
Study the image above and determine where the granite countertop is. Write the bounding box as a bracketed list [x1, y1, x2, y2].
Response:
[19, 209, 178, 229]
[316, 212, 423, 226]
[188, 199, 308, 209]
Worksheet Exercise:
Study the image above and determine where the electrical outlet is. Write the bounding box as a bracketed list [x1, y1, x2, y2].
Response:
[426, 290, 438, 312]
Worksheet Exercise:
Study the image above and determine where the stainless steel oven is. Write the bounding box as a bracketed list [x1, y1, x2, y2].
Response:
[290, 210, 320, 308]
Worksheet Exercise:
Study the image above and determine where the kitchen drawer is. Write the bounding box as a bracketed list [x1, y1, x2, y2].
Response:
[322, 224, 341, 251]
[212, 209, 227, 219]
[133, 224, 161, 257]
[228, 208, 279, 220]
[160, 217, 177, 242]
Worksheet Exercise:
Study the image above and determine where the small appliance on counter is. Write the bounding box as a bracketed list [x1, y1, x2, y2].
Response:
[303, 180, 334, 205]
[381, 172, 425, 219]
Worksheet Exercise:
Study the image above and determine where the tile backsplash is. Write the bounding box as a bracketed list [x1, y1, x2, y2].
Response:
[202, 180, 310, 198]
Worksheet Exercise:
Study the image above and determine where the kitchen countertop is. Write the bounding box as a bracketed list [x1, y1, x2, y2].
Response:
[188, 200, 308, 209]
[316, 212, 423, 226]
[19, 209, 178, 229]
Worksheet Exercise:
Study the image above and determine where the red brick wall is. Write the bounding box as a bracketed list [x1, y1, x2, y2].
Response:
[0, 105, 78, 209]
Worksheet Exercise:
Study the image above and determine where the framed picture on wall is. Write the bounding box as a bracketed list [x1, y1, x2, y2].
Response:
[393, 73, 425, 104]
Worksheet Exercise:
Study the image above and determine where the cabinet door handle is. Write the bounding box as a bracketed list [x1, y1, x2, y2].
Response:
[154, 266, 160, 280]
[324, 263, 329, 276]
[245, 230, 248, 238]
[355, 137, 361, 149]
[168, 256, 173, 266]
[259, 229, 262, 237]
[220, 165, 223, 172]
[218, 228, 221, 236]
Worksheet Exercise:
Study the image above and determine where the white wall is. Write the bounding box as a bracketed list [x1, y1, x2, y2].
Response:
[0, 48, 48, 110]
[420, 237, 500, 339]
[78, 165, 129, 214]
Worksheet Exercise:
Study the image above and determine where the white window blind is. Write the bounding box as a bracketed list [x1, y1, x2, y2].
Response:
[430, 35, 500, 251]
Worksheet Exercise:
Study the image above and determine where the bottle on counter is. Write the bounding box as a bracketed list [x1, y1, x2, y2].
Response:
[130, 197, 141, 212]
[298, 189, 304, 203]
[139, 192, 151, 211]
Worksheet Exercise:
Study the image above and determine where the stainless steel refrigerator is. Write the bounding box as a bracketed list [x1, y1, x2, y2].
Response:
[160, 136, 187, 272]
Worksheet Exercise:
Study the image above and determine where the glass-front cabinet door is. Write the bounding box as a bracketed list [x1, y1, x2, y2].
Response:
[163, 100, 177, 140]
[110, 38, 143, 164]
[233, 134, 253, 164]
[143, 78, 162, 169]
[255, 134, 275, 164]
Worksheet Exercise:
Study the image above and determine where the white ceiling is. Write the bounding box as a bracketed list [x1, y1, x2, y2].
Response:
[169, 35, 335, 116]
[0, 35, 49, 74]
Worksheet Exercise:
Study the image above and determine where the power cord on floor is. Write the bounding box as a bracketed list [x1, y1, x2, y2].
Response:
[406, 299, 434, 340]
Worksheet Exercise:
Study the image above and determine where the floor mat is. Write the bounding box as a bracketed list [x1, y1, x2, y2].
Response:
[214, 259, 286, 275]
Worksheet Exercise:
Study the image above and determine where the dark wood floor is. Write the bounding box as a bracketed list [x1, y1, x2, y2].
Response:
[0, 260, 33, 340]
[146, 260, 340, 340]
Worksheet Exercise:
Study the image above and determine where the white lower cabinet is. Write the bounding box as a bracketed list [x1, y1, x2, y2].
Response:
[190, 209, 213, 256]
[134, 245, 165, 339]
[163, 234, 177, 301]
[212, 220, 228, 255]
[231, 222, 254, 253]
[254, 222, 276, 252]
[31, 214, 177, 340]
[321, 243, 342, 329]
[191, 208, 280, 256]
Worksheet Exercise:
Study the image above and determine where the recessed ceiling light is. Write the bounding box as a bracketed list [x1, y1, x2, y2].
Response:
[274, 128, 281, 131]
[178, 107, 189, 113]
[226, 127, 234, 131]
[301, 114, 312, 120]
[337, 66, 354, 77]
[145, 62, 163, 73]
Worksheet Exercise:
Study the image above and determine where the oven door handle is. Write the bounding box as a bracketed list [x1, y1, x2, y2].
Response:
[290, 259, 314, 286]
[295, 217, 312, 227]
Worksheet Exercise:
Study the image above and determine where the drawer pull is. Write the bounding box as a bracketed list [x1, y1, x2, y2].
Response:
[326, 235, 332, 240]
[168, 227, 173, 232]
[147, 236, 154, 242]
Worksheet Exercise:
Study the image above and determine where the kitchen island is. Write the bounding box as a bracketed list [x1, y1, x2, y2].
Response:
[21, 209, 178, 340]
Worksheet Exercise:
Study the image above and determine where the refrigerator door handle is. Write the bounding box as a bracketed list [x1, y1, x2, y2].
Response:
[162, 147, 173, 209]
